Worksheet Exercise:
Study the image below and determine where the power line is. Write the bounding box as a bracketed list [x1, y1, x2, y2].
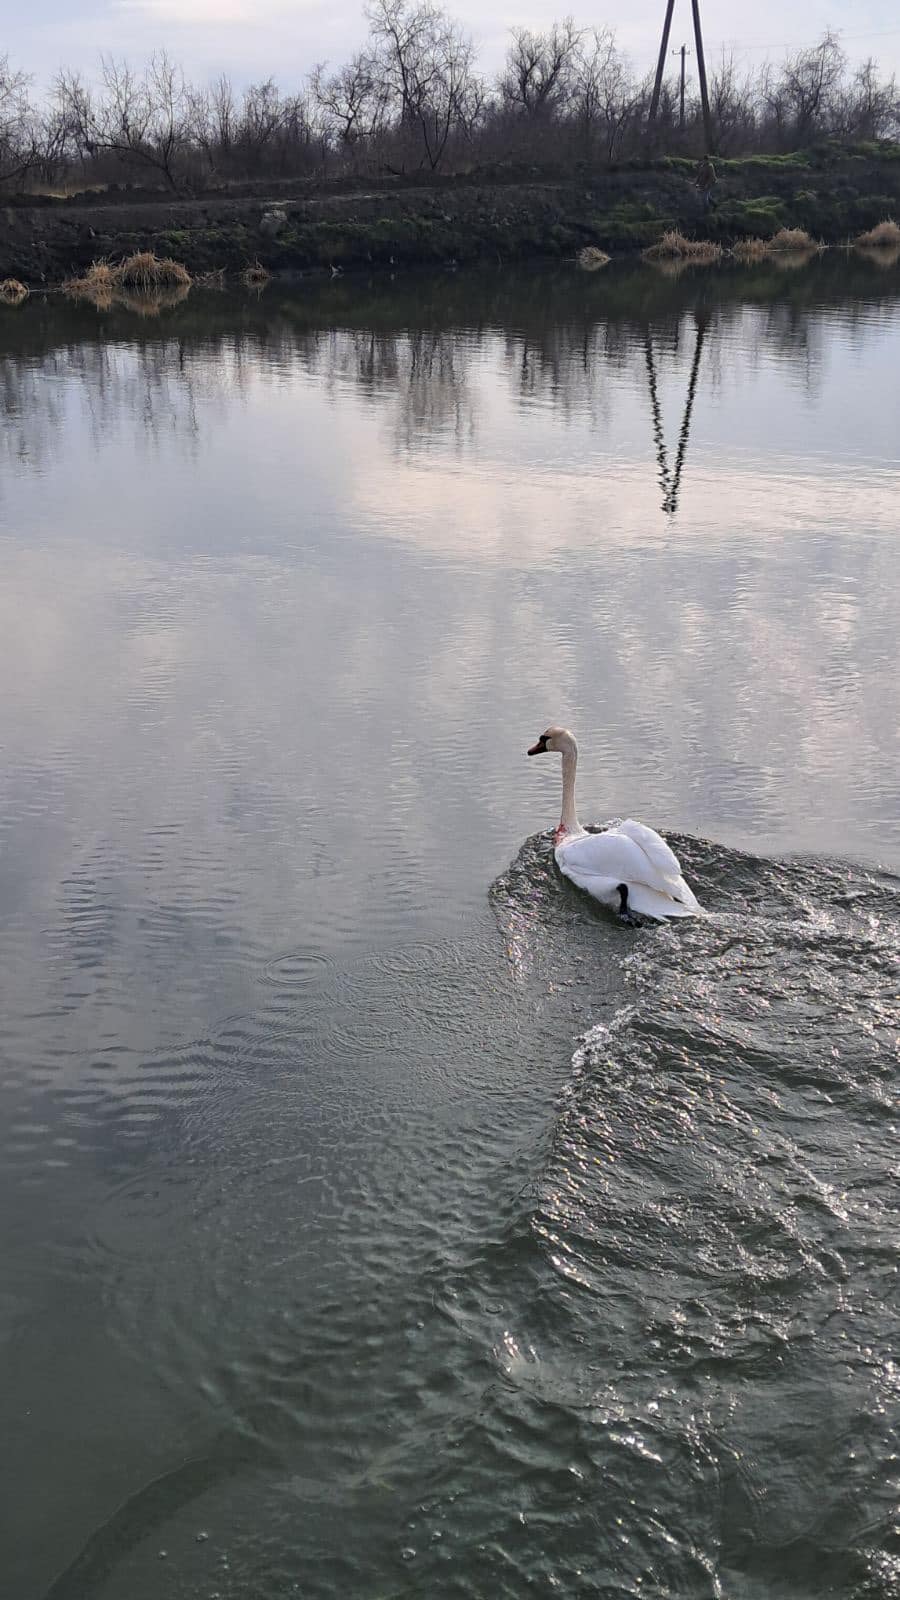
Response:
[703, 27, 900, 54]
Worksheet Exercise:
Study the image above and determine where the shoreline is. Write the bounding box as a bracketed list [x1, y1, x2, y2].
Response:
[2, 255, 899, 353]
[2, 143, 899, 290]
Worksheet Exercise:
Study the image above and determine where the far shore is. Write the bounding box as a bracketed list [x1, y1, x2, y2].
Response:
[2, 143, 899, 291]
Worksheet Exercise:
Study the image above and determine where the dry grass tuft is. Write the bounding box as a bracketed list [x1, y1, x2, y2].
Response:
[732, 237, 770, 262]
[65, 253, 190, 298]
[63, 260, 116, 303]
[241, 260, 270, 288]
[768, 227, 819, 252]
[577, 246, 611, 271]
[114, 252, 191, 289]
[195, 267, 227, 289]
[0, 278, 29, 304]
[732, 230, 823, 266]
[855, 218, 900, 248]
[64, 255, 192, 312]
[643, 229, 722, 264]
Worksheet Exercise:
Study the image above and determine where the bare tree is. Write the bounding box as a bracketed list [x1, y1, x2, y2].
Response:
[209, 75, 238, 163]
[499, 19, 581, 120]
[766, 31, 846, 146]
[280, 90, 322, 168]
[571, 29, 643, 161]
[0, 56, 39, 187]
[708, 53, 757, 153]
[313, 53, 390, 163]
[33, 102, 75, 185]
[367, 0, 482, 170]
[56, 52, 190, 189]
[233, 80, 284, 173]
[835, 57, 899, 141]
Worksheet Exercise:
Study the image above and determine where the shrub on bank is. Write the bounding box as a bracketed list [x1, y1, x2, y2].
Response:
[855, 218, 900, 246]
[768, 226, 820, 251]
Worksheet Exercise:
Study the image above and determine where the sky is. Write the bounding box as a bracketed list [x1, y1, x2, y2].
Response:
[5, 0, 900, 92]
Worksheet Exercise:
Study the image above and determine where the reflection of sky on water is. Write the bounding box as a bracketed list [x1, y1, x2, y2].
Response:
[1, 272, 898, 1600]
[0, 283, 898, 1053]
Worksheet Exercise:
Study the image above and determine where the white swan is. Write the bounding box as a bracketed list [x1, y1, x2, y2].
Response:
[527, 726, 702, 922]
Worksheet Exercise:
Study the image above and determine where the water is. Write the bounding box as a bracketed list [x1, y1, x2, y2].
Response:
[0, 256, 898, 1599]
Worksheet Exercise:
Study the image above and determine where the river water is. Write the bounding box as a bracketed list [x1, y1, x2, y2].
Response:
[0, 256, 898, 1599]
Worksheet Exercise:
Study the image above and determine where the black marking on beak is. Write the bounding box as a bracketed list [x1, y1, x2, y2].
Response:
[527, 735, 548, 756]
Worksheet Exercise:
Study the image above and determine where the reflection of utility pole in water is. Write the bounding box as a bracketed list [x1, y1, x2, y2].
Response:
[643, 313, 708, 514]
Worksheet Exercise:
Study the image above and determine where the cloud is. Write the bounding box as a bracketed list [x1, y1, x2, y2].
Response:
[112, 0, 295, 22]
[4, 0, 898, 87]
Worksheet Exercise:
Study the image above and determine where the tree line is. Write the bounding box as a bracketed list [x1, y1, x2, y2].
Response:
[1, 4, 898, 193]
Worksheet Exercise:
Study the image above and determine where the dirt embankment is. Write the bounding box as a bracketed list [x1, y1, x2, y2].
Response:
[2, 145, 898, 285]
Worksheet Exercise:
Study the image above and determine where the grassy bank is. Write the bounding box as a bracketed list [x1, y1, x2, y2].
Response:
[1, 142, 898, 287]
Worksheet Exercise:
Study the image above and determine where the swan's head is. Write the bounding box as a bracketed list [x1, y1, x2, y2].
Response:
[527, 726, 577, 758]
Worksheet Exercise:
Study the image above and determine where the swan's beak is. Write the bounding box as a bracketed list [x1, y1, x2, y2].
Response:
[527, 737, 548, 756]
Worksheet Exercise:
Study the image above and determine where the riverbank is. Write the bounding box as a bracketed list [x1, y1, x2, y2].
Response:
[2, 142, 899, 286]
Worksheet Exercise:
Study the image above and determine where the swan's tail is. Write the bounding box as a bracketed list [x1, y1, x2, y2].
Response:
[625, 880, 700, 920]
[561, 865, 702, 921]
[667, 874, 702, 914]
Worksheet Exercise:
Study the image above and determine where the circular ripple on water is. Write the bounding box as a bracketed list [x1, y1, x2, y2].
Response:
[260, 947, 334, 989]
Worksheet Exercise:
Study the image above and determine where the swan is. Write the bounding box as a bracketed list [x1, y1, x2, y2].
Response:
[527, 726, 702, 923]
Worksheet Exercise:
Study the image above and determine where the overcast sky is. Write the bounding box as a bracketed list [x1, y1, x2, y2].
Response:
[6, 0, 900, 90]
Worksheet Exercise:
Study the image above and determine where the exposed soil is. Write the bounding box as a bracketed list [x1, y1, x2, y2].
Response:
[2, 144, 898, 286]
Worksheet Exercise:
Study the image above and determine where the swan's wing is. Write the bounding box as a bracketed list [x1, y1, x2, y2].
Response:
[556, 830, 652, 885]
[556, 858, 695, 920]
[616, 818, 683, 882]
[557, 824, 702, 912]
[615, 820, 702, 911]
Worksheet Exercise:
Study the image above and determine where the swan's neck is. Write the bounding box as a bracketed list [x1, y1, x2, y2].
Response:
[560, 746, 581, 836]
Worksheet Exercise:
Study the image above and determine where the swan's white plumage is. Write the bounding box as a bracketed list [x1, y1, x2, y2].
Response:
[555, 824, 699, 917]
[614, 818, 684, 883]
[527, 725, 702, 921]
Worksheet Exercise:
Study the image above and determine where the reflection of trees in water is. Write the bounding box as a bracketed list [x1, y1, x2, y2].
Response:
[396, 330, 475, 450]
[2, 263, 896, 492]
[0, 339, 243, 479]
[502, 318, 637, 434]
[0, 320, 481, 474]
[0, 354, 66, 472]
[295, 326, 476, 449]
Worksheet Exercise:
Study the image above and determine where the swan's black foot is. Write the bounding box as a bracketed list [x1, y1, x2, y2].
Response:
[616, 884, 643, 928]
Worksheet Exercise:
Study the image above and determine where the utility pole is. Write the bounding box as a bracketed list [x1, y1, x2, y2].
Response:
[648, 0, 676, 130]
[671, 43, 690, 129]
[648, 0, 714, 152]
[691, 0, 714, 152]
